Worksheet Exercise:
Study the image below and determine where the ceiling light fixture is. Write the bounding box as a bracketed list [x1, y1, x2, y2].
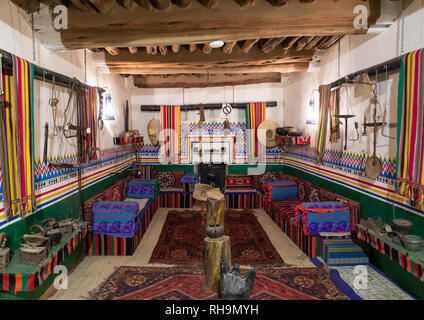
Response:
[209, 40, 224, 48]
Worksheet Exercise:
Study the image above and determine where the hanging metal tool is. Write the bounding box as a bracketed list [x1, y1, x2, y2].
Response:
[364, 99, 383, 180]
[362, 114, 368, 136]
[349, 122, 360, 141]
[334, 114, 355, 150]
[43, 123, 49, 162]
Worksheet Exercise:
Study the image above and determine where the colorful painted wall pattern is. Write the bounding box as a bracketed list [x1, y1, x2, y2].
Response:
[0, 148, 134, 226]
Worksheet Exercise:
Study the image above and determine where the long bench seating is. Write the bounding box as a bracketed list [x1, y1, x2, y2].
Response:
[230, 171, 360, 258]
[83, 175, 158, 256]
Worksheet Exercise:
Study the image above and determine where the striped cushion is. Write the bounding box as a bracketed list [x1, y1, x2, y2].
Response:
[226, 175, 253, 189]
[322, 239, 368, 266]
[263, 180, 298, 200]
[92, 201, 139, 238]
[295, 201, 350, 235]
[126, 179, 159, 199]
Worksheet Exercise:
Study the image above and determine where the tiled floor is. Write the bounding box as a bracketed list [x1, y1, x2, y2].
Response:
[326, 262, 414, 300]
[48, 208, 413, 300]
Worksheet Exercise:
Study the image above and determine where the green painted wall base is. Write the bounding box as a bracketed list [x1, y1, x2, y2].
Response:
[366, 244, 424, 299]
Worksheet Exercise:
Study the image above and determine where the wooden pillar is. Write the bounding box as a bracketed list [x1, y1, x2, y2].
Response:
[206, 196, 225, 227]
[204, 235, 231, 294]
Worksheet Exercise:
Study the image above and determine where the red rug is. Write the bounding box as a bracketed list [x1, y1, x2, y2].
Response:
[90, 265, 350, 300]
[149, 209, 283, 266]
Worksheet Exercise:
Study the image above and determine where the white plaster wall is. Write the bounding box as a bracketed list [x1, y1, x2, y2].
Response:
[129, 83, 284, 143]
[282, 0, 424, 158]
[0, 0, 130, 160]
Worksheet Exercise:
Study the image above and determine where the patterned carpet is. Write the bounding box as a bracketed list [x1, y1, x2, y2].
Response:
[149, 209, 284, 266]
[91, 265, 351, 300]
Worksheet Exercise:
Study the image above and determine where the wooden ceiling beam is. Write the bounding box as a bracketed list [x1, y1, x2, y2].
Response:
[118, 0, 139, 9]
[11, 0, 40, 12]
[107, 62, 309, 74]
[150, 0, 172, 10]
[261, 37, 285, 53]
[197, 0, 219, 9]
[235, 0, 255, 7]
[58, 0, 374, 49]
[128, 46, 138, 54]
[282, 36, 301, 50]
[105, 45, 312, 67]
[133, 72, 282, 88]
[202, 43, 213, 54]
[317, 35, 341, 49]
[303, 36, 323, 50]
[69, 0, 97, 13]
[296, 36, 314, 51]
[146, 45, 158, 54]
[171, 44, 181, 53]
[105, 47, 120, 55]
[133, 0, 154, 10]
[172, 0, 191, 7]
[189, 43, 197, 53]
[158, 45, 168, 55]
[266, 0, 287, 6]
[241, 39, 259, 53]
[86, 0, 115, 13]
[223, 41, 237, 54]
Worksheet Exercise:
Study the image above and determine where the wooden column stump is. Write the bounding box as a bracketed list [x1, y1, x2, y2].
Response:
[206, 196, 226, 227]
[204, 235, 231, 294]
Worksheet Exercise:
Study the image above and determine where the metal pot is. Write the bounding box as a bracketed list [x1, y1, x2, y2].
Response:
[392, 218, 413, 236]
[401, 235, 423, 252]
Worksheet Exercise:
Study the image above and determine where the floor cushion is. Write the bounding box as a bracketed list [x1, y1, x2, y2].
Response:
[126, 179, 159, 199]
[92, 201, 140, 238]
[322, 239, 369, 266]
[295, 201, 351, 236]
[263, 180, 298, 201]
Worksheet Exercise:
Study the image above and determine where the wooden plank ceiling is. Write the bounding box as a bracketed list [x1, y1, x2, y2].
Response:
[14, 0, 379, 88]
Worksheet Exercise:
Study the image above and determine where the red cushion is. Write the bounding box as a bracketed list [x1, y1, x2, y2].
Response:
[226, 175, 253, 189]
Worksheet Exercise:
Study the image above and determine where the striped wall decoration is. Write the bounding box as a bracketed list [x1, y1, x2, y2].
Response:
[316, 85, 332, 163]
[246, 102, 266, 159]
[160, 105, 181, 164]
[396, 48, 424, 210]
[0, 56, 36, 220]
[0, 151, 134, 226]
[285, 147, 397, 184]
[283, 156, 424, 218]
